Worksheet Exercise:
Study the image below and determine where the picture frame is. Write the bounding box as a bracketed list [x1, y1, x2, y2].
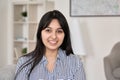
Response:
[70, 0, 120, 17]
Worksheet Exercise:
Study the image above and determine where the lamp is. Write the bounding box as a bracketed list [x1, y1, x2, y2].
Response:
[70, 18, 86, 56]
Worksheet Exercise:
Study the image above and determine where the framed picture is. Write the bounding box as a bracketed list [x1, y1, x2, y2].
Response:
[70, 0, 120, 17]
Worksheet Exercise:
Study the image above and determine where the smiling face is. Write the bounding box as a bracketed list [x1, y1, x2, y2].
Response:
[41, 19, 65, 52]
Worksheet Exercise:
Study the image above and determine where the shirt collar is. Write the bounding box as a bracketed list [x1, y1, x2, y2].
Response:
[40, 56, 47, 64]
[40, 48, 66, 64]
[57, 48, 66, 62]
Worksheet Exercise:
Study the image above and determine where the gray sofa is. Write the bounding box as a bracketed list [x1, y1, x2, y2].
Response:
[104, 42, 120, 80]
[0, 64, 16, 80]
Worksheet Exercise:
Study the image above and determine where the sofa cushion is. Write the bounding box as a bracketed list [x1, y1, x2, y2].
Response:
[0, 64, 16, 80]
[113, 67, 120, 78]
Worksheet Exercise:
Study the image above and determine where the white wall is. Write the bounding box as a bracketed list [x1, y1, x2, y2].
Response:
[0, 0, 8, 67]
[84, 18, 120, 80]
[55, 0, 120, 80]
[0, 0, 13, 66]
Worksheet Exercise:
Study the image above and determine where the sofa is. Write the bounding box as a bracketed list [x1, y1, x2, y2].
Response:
[0, 64, 16, 80]
[104, 42, 120, 80]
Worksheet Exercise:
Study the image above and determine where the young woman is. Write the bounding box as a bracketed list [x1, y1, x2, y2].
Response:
[15, 10, 86, 80]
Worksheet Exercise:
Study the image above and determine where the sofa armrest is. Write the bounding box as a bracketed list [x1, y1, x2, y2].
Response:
[0, 64, 16, 80]
[113, 67, 120, 78]
[104, 57, 119, 80]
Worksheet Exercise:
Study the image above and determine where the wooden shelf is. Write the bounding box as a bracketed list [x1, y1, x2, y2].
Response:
[12, 0, 54, 63]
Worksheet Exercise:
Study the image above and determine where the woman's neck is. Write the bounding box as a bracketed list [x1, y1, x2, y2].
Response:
[45, 49, 58, 72]
[45, 49, 58, 61]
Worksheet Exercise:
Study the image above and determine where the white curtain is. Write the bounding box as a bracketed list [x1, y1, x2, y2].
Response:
[70, 18, 86, 56]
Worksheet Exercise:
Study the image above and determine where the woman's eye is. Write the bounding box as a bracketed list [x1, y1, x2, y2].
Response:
[45, 29, 51, 33]
[57, 29, 64, 33]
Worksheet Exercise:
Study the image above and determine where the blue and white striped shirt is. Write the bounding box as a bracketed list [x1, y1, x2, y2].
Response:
[15, 49, 86, 80]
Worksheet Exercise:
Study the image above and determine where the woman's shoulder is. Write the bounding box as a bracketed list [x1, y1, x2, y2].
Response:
[16, 55, 32, 66]
[60, 49, 82, 65]
[65, 54, 84, 73]
[18, 56, 28, 61]
[66, 54, 83, 65]
[68, 54, 81, 60]
[18, 52, 33, 62]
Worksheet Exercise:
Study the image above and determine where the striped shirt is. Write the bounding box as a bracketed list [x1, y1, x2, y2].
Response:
[15, 49, 86, 80]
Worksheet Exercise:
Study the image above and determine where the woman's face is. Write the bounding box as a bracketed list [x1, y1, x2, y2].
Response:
[41, 19, 65, 51]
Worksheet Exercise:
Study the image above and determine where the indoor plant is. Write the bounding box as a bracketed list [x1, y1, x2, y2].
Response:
[22, 47, 27, 55]
[21, 11, 27, 21]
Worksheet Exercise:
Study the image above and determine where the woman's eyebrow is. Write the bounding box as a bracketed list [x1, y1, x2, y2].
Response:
[57, 28, 62, 29]
[46, 26, 62, 29]
[46, 27, 51, 28]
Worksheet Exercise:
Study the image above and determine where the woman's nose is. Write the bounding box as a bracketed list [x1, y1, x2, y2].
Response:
[51, 32, 57, 39]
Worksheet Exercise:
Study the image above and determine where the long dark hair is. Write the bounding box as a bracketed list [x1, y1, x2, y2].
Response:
[15, 10, 74, 80]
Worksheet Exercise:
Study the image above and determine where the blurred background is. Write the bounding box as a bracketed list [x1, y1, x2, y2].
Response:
[0, 0, 120, 80]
